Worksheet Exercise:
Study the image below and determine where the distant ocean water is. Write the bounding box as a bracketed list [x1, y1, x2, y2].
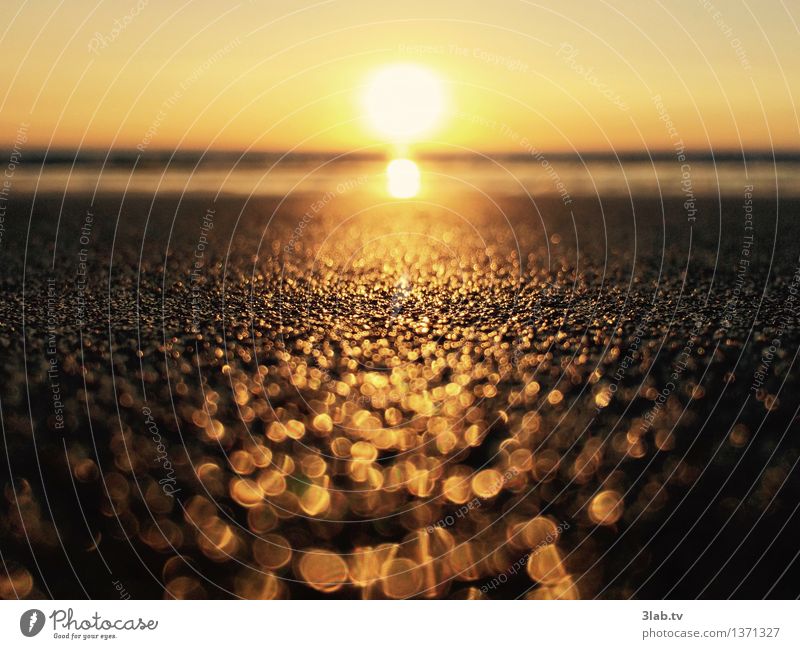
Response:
[9, 155, 800, 199]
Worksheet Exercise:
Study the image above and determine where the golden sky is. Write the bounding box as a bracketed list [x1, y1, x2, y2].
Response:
[1, 0, 798, 153]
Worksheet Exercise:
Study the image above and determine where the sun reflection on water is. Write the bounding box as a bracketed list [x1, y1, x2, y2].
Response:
[386, 158, 421, 198]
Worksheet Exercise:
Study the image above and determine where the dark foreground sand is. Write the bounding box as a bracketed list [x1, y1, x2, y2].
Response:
[1, 191, 799, 599]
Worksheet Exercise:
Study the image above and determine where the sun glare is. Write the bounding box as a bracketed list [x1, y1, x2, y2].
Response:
[386, 158, 420, 198]
[364, 64, 445, 140]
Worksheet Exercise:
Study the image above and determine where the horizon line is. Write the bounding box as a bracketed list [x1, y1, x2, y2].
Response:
[5, 148, 800, 165]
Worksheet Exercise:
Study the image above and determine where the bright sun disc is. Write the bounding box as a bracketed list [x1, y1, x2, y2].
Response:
[365, 64, 445, 140]
[386, 159, 420, 198]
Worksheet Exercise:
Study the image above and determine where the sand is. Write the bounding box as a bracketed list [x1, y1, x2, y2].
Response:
[1, 190, 798, 599]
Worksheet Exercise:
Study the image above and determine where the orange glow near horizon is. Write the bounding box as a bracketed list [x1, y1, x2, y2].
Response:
[0, 1, 798, 153]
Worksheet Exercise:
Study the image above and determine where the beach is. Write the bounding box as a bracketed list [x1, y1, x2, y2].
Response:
[1, 160, 799, 599]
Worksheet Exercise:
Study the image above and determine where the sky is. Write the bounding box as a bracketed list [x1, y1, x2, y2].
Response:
[1, 0, 798, 154]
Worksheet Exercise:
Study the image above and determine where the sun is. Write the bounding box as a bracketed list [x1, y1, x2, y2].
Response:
[364, 64, 445, 141]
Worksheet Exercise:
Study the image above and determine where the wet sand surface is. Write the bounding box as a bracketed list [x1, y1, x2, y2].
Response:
[1, 191, 799, 599]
